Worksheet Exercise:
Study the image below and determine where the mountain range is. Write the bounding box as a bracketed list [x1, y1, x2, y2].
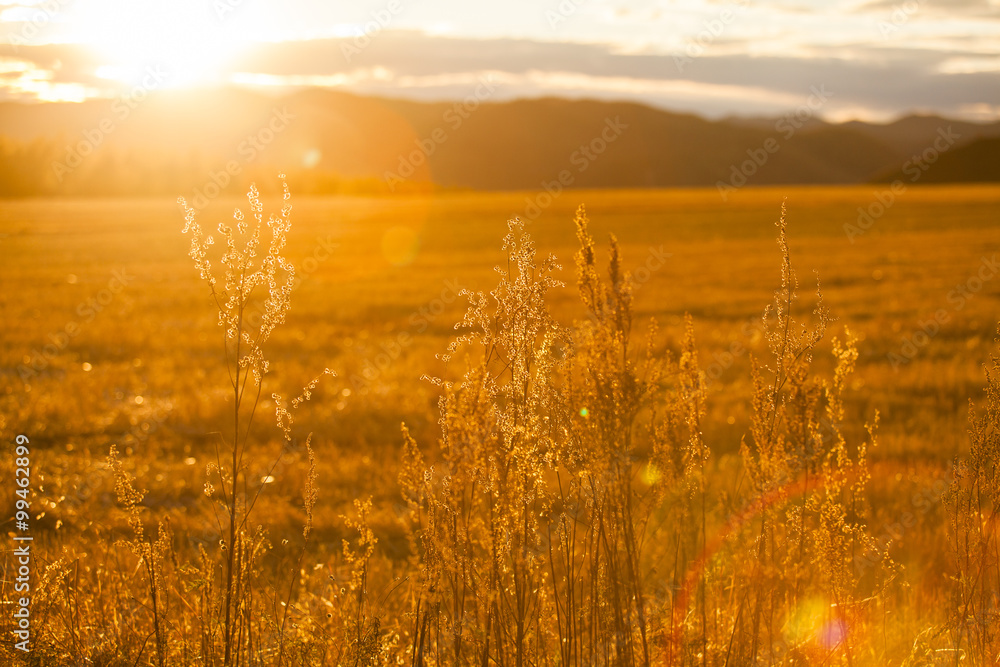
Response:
[0, 88, 997, 196]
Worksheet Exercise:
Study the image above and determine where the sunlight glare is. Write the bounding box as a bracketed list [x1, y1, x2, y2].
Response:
[71, 0, 256, 89]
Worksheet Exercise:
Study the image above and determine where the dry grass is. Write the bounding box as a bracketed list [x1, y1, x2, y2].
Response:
[0, 184, 998, 665]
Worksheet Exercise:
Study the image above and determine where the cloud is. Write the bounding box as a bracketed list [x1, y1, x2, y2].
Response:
[1, 31, 997, 121]
[854, 0, 1000, 17]
[222, 33, 1000, 119]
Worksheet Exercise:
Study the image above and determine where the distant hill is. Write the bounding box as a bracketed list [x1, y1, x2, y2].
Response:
[0, 88, 997, 196]
[872, 137, 1000, 184]
[843, 116, 1000, 159]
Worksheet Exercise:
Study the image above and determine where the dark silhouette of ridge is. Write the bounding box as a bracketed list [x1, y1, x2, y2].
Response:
[0, 88, 997, 196]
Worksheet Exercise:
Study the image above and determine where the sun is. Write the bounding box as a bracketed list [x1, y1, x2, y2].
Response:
[70, 0, 256, 89]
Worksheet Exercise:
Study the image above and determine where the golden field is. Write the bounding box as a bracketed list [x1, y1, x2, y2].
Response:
[1, 183, 999, 665]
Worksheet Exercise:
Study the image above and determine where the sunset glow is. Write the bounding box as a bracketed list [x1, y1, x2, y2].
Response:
[1, 0, 998, 120]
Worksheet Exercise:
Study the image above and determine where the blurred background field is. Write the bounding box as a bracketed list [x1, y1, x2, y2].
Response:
[2, 184, 997, 554]
[5, 184, 999, 438]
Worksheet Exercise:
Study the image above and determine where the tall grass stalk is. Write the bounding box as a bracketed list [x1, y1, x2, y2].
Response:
[946, 326, 1000, 665]
[178, 176, 330, 666]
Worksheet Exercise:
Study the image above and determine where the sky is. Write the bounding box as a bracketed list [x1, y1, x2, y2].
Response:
[0, 0, 998, 122]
